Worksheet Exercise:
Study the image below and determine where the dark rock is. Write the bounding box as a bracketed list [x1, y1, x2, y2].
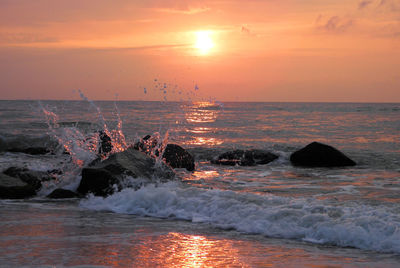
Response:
[87, 157, 102, 167]
[8, 147, 51, 155]
[134, 135, 195, 171]
[3, 167, 45, 191]
[211, 149, 278, 166]
[290, 142, 356, 167]
[0, 135, 59, 154]
[162, 144, 195, 171]
[99, 147, 163, 178]
[78, 147, 175, 196]
[98, 130, 113, 155]
[0, 173, 36, 199]
[47, 188, 80, 199]
[78, 168, 118, 196]
[133, 135, 159, 155]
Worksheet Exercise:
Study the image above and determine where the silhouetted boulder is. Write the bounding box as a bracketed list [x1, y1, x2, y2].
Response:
[98, 130, 113, 155]
[0, 173, 36, 199]
[290, 142, 356, 167]
[47, 188, 80, 199]
[211, 149, 278, 166]
[78, 168, 119, 196]
[78, 147, 175, 196]
[162, 144, 195, 171]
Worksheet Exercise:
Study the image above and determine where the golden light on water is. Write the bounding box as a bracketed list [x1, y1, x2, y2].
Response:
[195, 31, 214, 55]
[183, 101, 223, 146]
[185, 101, 220, 123]
[186, 137, 223, 146]
[149, 232, 245, 267]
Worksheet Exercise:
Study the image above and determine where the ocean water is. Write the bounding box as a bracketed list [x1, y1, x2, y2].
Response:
[1, 100, 400, 267]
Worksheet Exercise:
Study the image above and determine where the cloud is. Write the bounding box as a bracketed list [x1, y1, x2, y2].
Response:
[379, 0, 400, 11]
[358, 0, 373, 9]
[153, 7, 209, 14]
[316, 16, 354, 33]
[314, 0, 400, 38]
[0, 33, 58, 44]
[145, 0, 210, 14]
[92, 43, 190, 52]
[0, 0, 138, 26]
[241, 26, 250, 34]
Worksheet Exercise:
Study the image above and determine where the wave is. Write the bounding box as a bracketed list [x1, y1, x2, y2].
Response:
[80, 182, 400, 254]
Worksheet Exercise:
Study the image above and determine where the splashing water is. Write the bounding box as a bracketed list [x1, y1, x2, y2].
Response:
[39, 92, 129, 169]
[36, 87, 217, 189]
[39, 102, 99, 168]
[110, 100, 128, 153]
[77, 90, 128, 155]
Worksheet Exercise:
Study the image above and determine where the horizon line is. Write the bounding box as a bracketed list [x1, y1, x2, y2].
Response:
[0, 99, 399, 104]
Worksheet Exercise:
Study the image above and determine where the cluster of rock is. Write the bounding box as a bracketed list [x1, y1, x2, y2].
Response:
[133, 135, 195, 171]
[210, 141, 356, 168]
[0, 140, 356, 200]
[0, 167, 70, 199]
[0, 146, 177, 199]
[78, 146, 175, 196]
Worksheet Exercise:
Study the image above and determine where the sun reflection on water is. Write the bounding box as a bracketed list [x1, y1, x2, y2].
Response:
[149, 232, 245, 267]
[182, 101, 224, 147]
[1, 204, 380, 267]
[184, 102, 221, 123]
[186, 137, 224, 146]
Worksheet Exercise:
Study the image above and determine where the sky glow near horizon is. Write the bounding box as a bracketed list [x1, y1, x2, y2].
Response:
[0, 0, 399, 102]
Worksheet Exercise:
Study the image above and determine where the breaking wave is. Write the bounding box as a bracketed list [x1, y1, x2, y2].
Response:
[80, 182, 400, 254]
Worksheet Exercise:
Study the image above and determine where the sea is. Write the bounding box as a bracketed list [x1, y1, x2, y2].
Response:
[0, 100, 400, 267]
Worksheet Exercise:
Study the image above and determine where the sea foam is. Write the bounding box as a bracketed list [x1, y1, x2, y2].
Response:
[80, 182, 400, 253]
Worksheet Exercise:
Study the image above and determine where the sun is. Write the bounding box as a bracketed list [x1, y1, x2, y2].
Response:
[195, 31, 214, 55]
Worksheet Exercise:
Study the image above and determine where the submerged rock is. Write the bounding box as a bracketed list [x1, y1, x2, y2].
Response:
[211, 149, 278, 166]
[290, 142, 356, 167]
[78, 147, 175, 196]
[211, 150, 253, 166]
[162, 144, 195, 171]
[0, 173, 36, 199]
[250, 149, 280, 165]
[47, 188, 80, 199]
[7, 147, 51, 155]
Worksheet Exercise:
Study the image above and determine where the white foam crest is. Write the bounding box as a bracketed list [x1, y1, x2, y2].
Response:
[80, 182, 400, 253]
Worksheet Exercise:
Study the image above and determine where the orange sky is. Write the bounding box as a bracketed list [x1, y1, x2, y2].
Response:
[0, 0, 399, 102]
